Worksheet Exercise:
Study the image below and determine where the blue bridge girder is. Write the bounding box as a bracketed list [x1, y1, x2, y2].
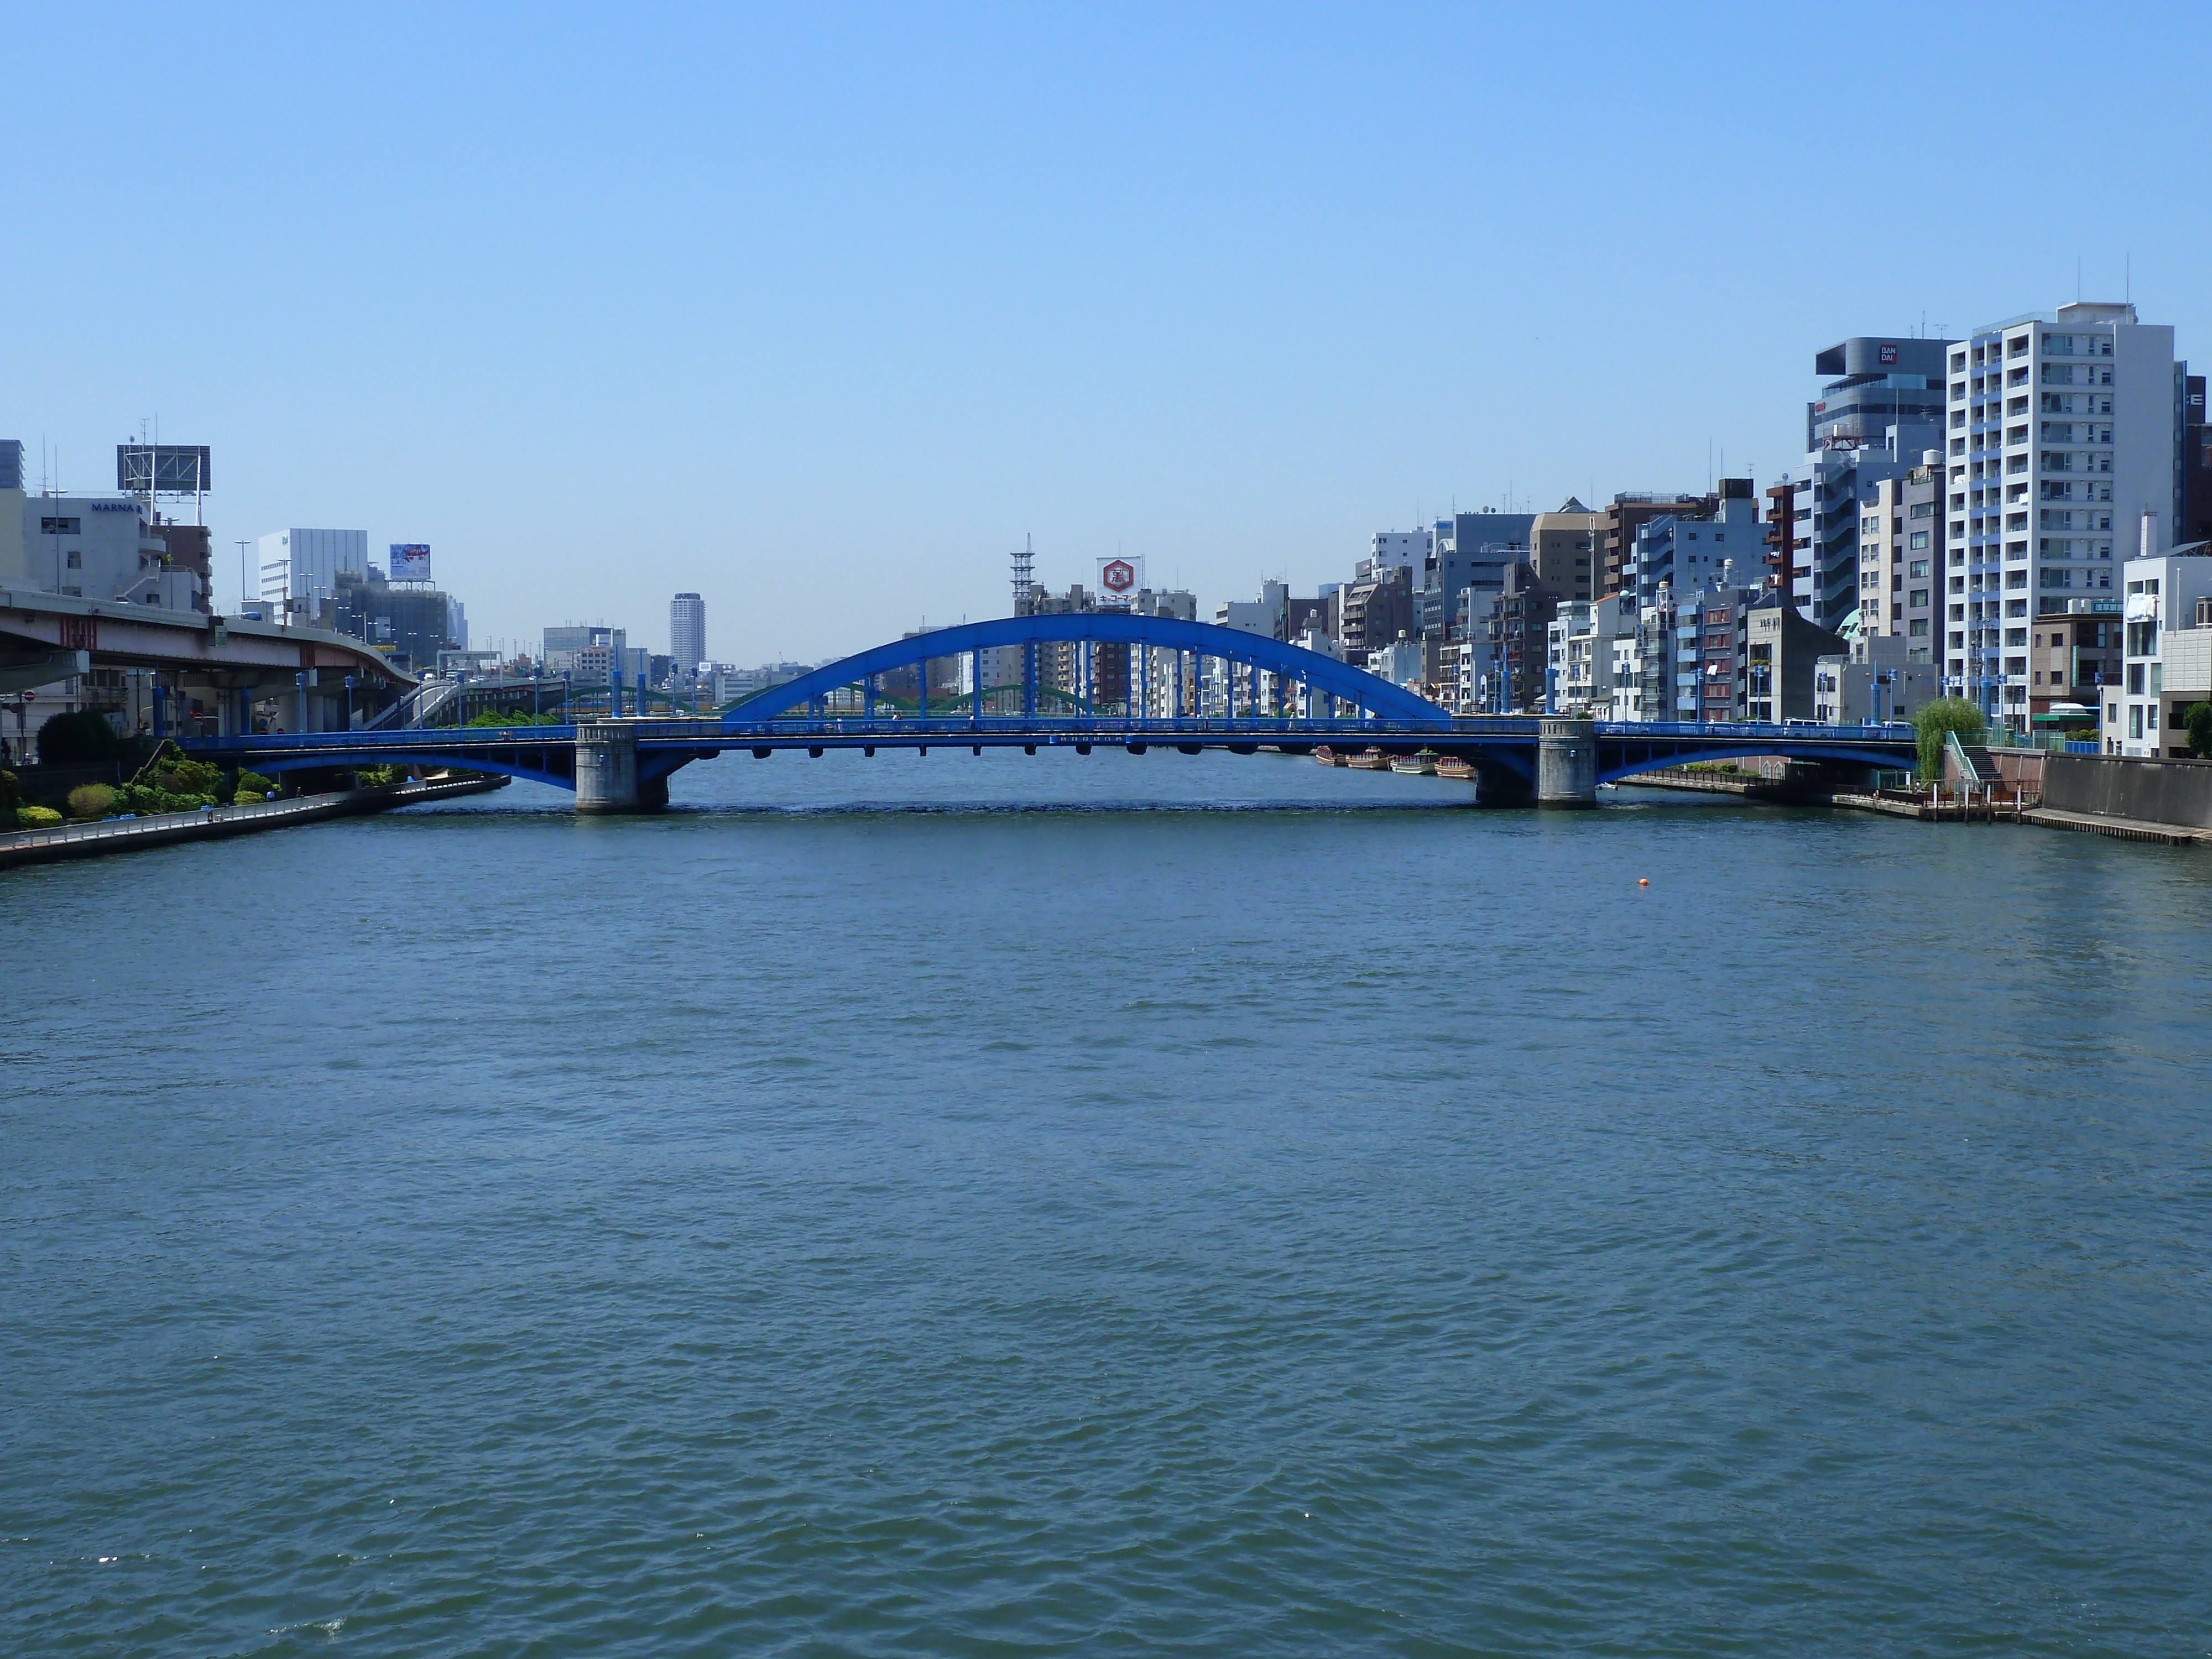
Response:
[179, 614, 1919, 795]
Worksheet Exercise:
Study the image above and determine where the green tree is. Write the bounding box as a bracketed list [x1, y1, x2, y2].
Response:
[1913, 697, 1987, 782]
[2185, 702, 2212, 760]
[36, 709, 120, 765]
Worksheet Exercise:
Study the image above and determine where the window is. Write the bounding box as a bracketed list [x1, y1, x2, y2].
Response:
[1909, 559, 1930, 578]
[40, 516, 81, 535]
[1909, 589, 1929, 608]
[2130, 705, 2143, 738]
[65, 550, 82, 568]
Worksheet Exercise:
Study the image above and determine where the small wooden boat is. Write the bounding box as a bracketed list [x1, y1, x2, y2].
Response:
[1345, 747, 1389, 770]
[1312, 745, 1345, 766]
[1390, 750, 1438, 776]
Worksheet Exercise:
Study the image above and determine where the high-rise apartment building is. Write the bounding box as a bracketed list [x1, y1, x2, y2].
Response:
[1423, 510, 1533, 634]
[1856, 455, 1944, 662]
[1528, 499, 1600, 602]
[1769, 337, 1955, 637]
[670, 592, 706, 670]
[1627, 483, 1760, 609]
[1601, 493, 1710, 597]
[1942, 302, 2179, 721]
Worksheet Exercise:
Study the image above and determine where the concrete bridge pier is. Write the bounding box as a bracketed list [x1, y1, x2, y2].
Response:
[575, 721, 640, 813]
[1537, 717, 1598, 807]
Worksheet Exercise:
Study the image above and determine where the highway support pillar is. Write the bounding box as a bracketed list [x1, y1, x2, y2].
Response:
[575, 721, 641, 814]
[1537, 717, 1598, 807]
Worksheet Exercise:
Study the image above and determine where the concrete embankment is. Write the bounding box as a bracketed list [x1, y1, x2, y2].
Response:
[0, 775, 509, 870]
[1624, 764, 2212, 843]
[1616, 769, 1946, 819]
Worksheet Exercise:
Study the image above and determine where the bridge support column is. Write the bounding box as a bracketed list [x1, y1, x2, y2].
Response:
[575, 721, 641, 813]
[1537, 717, 1598, 807]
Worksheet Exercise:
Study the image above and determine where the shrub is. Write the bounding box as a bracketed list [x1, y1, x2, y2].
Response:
[237, 770, 274, 796]
[231, 789, 266, 806]
[157, 758, 223, 795]
[1914, 697, 1987, 782]
[36, 709, 120, 765]
[0, 768, 19, 822]
[18, 805, 62, 828]
[66, 783, 120, 818]
[2186, 702, 2212, 761]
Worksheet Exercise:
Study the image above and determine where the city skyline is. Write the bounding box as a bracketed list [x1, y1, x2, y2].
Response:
[6, 5, 2211, 662]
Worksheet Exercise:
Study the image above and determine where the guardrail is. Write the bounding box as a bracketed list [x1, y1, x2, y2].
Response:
[187, 713, 1921, 755]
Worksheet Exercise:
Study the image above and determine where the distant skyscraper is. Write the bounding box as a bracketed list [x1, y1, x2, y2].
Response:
[670, 592, 706, 669]
[258, 528, 367, 620]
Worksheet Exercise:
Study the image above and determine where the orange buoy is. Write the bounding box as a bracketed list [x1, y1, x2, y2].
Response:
[1638, 878, 1650, 887]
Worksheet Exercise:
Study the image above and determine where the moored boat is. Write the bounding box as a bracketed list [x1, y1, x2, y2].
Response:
[1390, 749, 1439, 776]
[1345, 747, 1389, 770]
[1435, 755, 1475, 781]
[1313, 745, 1345, 766]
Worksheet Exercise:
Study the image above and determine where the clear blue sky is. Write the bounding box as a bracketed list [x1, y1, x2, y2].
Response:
[6, 3, 2208, 662]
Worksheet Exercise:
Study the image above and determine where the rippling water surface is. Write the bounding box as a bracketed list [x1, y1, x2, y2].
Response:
[6, 752, 2210, 1656]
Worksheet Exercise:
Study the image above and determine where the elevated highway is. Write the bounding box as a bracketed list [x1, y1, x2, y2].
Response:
[1, 587, 411, 739]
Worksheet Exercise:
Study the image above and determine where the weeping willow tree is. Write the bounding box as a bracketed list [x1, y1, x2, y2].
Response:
[1913, 697, 1987, 782]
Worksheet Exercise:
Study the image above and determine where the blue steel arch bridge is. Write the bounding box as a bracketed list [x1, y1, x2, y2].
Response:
[181, 612, 1917, 810]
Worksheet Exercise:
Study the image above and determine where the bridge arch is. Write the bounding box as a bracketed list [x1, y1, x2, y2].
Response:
[727, 613, 1451, 727]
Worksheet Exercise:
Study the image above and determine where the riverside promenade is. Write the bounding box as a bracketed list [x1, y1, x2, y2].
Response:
[0, 775, 508, 870]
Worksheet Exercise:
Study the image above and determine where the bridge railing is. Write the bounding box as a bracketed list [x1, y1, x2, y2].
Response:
[1594, 719, 1917, 743]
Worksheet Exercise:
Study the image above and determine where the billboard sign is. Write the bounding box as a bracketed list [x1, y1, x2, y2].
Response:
[1877, 343, 1900, 365]
[117, 444, 211, 494]
[1096, 556, 1144, 598]
[389, 543, 432, 582]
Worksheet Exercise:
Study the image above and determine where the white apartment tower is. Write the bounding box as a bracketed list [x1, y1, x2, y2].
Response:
[670, 592, 706, 670]
[1942, 302, 2180, 722]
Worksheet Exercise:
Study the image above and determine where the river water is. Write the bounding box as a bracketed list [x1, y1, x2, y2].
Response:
[6, 752, 2210, 1656]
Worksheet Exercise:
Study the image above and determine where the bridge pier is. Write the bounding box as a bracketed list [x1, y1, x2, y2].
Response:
[575, 721, 641, 813]
[1537, 717, 1598, 807]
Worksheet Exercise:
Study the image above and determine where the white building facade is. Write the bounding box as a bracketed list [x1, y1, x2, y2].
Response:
[2105, 534, 2212, 757]
[259, 528, 368, 622]
[1944, 302, 2179, 723]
